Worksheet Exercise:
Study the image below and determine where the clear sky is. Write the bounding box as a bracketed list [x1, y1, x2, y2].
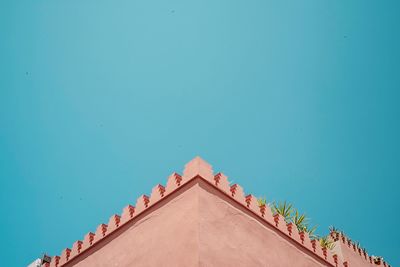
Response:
[1, 0, 399, 266]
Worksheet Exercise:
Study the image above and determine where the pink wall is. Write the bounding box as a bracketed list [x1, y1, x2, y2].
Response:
[48, 157, 383, 267]
[63, 179, 337, 267]
[65, 180, 200, 267]
[332, 239, 376, 267]
[198, 180, 330, 267]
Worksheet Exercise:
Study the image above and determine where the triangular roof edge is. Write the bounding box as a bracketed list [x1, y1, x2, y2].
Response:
[44, 157, 386, 267]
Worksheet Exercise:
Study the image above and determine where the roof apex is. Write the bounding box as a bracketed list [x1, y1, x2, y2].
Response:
[183, 156, 213, 180]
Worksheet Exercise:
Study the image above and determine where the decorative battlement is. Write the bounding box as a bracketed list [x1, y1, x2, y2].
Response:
[43, 157, 389, 267]
[331, 232, 391, 267]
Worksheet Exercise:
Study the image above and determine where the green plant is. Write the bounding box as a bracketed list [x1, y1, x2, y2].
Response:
[257, 197, 267, 206]
[271, 201, 293, 222]
[306, 225, 318, 240]
[289, 209, 318, 239]
[319, 236, 335, 250]
[293, 210, 308, 232]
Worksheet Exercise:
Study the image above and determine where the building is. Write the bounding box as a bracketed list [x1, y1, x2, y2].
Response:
[34, 157, 390, 267]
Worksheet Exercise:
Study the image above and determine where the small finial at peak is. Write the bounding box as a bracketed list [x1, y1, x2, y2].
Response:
[183, 156, 213, 180]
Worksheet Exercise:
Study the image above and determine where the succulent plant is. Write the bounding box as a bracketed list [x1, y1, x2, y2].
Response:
[271, 201, 293, 222]
[293, 210, 307, 231]
[319, 236, 335, 250]
[257, 197, 267, 206]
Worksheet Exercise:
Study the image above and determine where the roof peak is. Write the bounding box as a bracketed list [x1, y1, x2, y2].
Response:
[43, 157, 389, 267]
[183, 156, 213, 180]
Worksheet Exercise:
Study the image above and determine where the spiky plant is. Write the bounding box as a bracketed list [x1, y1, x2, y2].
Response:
[293, 210, 309, 232]
[320, 236, 335, 250]
[306, 225, 318, 240]
[257, 197, 267, 207]
[271, 201, 293, 222]
[319, 236, 335, 250]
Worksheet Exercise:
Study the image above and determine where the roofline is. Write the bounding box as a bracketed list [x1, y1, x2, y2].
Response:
[44, 157, 384, 267]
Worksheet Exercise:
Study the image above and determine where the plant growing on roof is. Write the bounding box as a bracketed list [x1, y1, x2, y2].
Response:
[292, 209, 318, 239]
[257, 197, 267, 207]
[305, 225, 318, 240]
[271, 201, 293, 222]
[319, 236, 335, 250]
[293, 210, 308, 232]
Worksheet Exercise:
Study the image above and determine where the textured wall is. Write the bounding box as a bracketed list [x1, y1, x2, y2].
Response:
[198, 181, 329, 267]
[67, 181, 200, 267]
[65, 179, 336, 267]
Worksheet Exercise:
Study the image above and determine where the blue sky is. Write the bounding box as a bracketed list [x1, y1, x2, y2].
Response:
[1, 0, 399, 266]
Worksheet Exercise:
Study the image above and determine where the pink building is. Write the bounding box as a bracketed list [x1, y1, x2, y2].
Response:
[36, 157, 390, 267]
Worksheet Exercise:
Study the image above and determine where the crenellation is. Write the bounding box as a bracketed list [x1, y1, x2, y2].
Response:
[165, 172, 182, 193]
[59, 248, 71, 265]
[213, 172, 230, 193]
[286, 222, 294, 236]
[259, 204, 267, 217]
[244, 194, 260, 215]
[183, 156, 213, 181]
[325, 248, 336, 266]
[273, 213, 288, 234]
[93, 224, 108, 243]
[107, 214, 121, 233]
[229, 183, 245, 202]
[81, 232, 95, 250]
[311, 238, 327, 260]
[49, 256, 60, 267]
[70, 240, 83, 258]
[311, 239, 317, 253]
[302, 232, 314, 251]
[322, 247, 328, 260]
[120, 205, 135, 224]
[150, 184, 165, 203]
[43, 157, 390, 267]
[289, 224, 302, 244]
[135, 194, 150, 214]
[346, 238, 352, 248]
[333, 254, 338, 267]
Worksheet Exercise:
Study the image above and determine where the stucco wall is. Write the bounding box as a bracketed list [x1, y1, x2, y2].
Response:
[333, 241, 375, 267]
[66, 181, 200, 267]
[198, 181, 330, 267]
[62, 179, 371, 267]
